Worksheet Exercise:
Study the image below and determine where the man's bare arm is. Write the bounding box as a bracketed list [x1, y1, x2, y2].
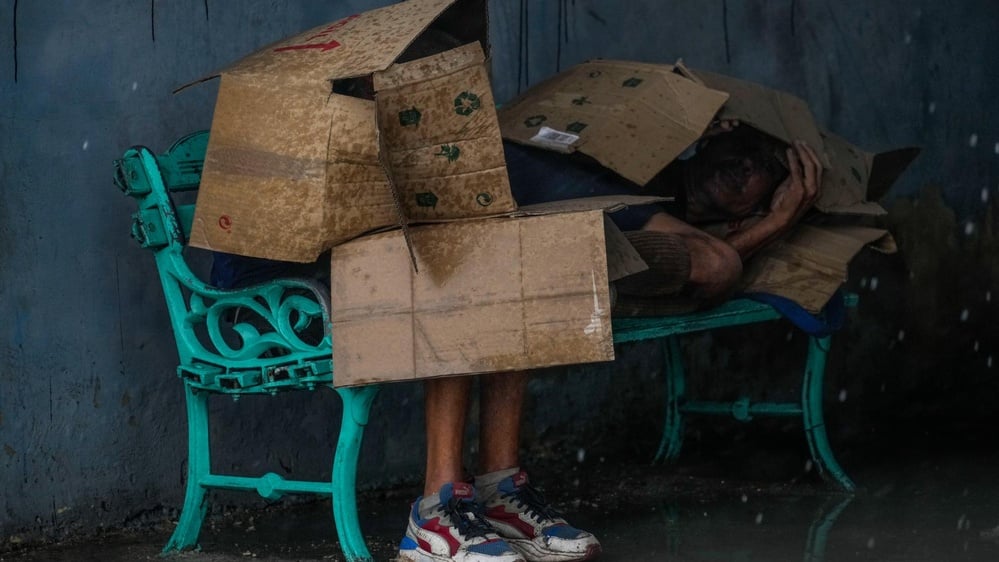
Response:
[723, 140, 823, 260]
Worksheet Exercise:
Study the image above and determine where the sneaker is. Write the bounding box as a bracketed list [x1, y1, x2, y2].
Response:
[479, 471, 601, 562]
[399, 482, 526, 562]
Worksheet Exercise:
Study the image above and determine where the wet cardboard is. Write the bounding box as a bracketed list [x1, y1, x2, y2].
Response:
[330, 208, 637, 386]
[185, 0, 512, 263]
[739, 224, 895, 313]
[498, 60, 730, 187]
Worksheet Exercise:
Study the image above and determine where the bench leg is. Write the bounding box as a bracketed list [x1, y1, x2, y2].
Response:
[332, 385, 381, 562]
[802, 336, 856, 492]
[655, 336, 686, 463]
[164, 385, 211, 552]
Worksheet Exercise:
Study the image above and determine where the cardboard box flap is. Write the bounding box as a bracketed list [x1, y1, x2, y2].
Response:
[688, 67, 831, 169]
[374, 42, 516, 224]
[499, 60, 729, 186]
[817, 130, 919, 214]
[867, 146, 921, 201]
[514, 195, 670, 216]
[213, 0, 457, 85]
[740, 224, 892, 312]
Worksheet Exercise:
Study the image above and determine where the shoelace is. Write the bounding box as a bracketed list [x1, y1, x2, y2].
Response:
[503, 483, 562, 523]
[440, 496, 495, 540]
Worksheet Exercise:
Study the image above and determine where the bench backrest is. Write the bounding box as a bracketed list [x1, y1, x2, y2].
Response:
[114, 132, 333, 393]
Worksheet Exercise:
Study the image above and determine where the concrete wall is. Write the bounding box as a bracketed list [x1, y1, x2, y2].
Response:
[1, 0, 996, 545]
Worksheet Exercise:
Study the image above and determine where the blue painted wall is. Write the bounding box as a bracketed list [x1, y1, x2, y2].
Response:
[1, 0, 996, 544]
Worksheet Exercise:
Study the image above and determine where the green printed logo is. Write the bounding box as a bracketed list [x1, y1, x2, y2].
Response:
[566, 121, 588, 133]
[524, 115, 547, 127]
[416, 192, 439, 208]
[399, 107, 422, 126]
[476, 193, 494, 207]
[622, 77, 643, 88]
[571, 96, 591, 106]
[435, 144, 462, 162]
[454, 92, 482, 116]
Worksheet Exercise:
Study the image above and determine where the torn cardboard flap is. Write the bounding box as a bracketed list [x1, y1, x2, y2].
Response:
[498, 60, 729, 186]
[330, 210, 616, 386]
[817, 130, 920, 215]
[740, 224, 893, 312]
[186, 0, 508, 263]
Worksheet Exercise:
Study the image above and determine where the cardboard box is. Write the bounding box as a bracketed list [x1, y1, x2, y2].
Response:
[330, 202, 657, 386]
[183, 0, 513, 262]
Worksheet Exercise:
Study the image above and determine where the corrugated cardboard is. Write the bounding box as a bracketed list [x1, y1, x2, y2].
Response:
[185, 0, 513, 262]
[330, 209, 625, 386]
[498, 60, 730, 187]
[739, 224, 895, 312]
[818, 130, 921, 215]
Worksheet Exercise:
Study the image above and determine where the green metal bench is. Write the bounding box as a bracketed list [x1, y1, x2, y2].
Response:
[612, 296, 857, 492]
[114, 131, 380, 561]
[114, 130, 855, 560]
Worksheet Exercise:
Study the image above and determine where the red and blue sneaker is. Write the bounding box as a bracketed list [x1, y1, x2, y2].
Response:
[478, 471, 601, 562]
[399, 482, 525, 562]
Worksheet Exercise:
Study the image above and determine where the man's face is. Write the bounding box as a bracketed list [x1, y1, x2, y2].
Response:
[698, 156, 777, 217]
[691, 134, 783, 218]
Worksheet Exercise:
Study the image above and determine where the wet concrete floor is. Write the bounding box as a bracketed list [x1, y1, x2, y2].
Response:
[4, 435, 999, 561]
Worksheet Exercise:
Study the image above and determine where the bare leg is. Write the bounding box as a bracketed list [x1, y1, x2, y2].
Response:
[423, 376, 472, 495]
[478, 371, 529, 474]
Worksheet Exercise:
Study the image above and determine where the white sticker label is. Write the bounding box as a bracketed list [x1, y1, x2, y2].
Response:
[530, 126, 579, 150]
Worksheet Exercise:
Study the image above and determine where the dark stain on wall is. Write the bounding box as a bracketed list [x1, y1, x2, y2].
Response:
[12, 0, 18, 82]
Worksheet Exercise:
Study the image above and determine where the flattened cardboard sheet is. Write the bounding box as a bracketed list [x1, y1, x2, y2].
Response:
[499, 60, 729, 186]
[330, 211, 616, 386]
[740, 224, 893, 312]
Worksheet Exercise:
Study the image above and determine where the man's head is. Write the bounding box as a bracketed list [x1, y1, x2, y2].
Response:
[687, 127, 788, 219]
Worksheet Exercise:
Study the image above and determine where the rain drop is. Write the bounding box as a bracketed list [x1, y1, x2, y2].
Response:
[132, 81, 139, 91]
[576, 448, 586, 463]
[785, 331, 794, 342]
[965, 222, 975, 235]
[960, 309, 969, 322]
[838, 389, 848, 402]
[985, 189, 993, 203]
[755, 512, 764, 525]
[903, 32, 912, 44]
[880, 382, 887, 392]
[986, 291, 992, 302]
[974, 340, 980, 352]
[928, 102, 936, 114]
[82, 140, 89, 151]
[867, 537, 876, 548]
[741, 494, 748, 503]
[958, 515, 966, 530]
[804, 460, 814, 472]
[870, 277, 879, 291]
[898, 329, 906, 342]
[988, 355, 993, 368]
[860, 277, 869, 289]
[969, 134, 979, 147]
[995, 142, 999, 155]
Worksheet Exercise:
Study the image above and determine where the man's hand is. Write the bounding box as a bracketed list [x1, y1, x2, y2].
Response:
[718, 140, 823, 261]
[769, 140, 822, 223]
